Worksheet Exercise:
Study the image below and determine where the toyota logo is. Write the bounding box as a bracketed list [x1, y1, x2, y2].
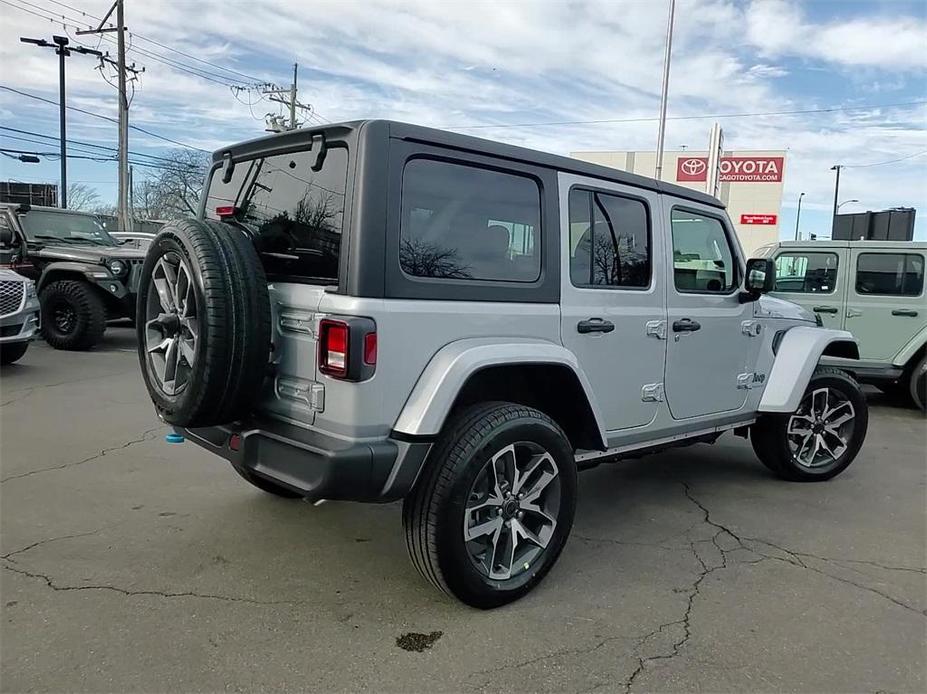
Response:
[680, 158, 707, 176]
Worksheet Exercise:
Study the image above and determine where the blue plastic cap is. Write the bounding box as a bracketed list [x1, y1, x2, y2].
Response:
[165, 433, 185, 444]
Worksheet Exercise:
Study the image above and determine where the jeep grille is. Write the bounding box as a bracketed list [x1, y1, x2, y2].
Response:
[0, 280, 25, 317]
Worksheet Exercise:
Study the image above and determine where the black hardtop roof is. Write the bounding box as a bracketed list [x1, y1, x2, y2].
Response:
[213, 119, 725, 210]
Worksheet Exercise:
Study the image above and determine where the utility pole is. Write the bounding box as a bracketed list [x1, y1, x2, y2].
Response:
[654, 0, 676, 180]
[794, 192, 805, 240]
[19, 35, 102, 209]
[262, 63, 312, 132]
[78, 0, 138, 232]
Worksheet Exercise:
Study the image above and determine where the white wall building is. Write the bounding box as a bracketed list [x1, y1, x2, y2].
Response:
[569, 150, 787, 257]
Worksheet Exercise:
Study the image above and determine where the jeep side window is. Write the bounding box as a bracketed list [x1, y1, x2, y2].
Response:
[855, 253, 925, 296]
[399, 159, 541, 282]
[774, 252, 839, 293]
[568, 189, 650, 288]
[670, 209, 735, 292]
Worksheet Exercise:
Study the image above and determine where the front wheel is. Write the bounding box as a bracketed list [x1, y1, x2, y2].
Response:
[403, 402, 577, 608]
[752, 367, 868, 482]
[907, 354, 926, 413]
[40, 280, 106, 350]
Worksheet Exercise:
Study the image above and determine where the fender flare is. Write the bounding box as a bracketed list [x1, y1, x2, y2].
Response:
[893, 325, 927, 368]
[759, 326, 859, 413]
[37, 262, 105, 291]
[392, 337, 608, 448]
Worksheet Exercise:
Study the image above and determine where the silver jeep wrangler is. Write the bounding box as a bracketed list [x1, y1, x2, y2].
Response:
[136, 121, 869, 608]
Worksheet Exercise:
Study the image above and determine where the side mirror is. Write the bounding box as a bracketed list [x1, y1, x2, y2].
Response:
[740, 257, 776, 302]
[0, 227, 13, 248]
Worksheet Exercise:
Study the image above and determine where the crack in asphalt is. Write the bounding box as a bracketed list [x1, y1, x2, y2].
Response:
[0, 426, 163, 483]
[621, 482, 925, 692]
[0, 369, 138, 407]
[1, 527, 108, 561]
[1, 562, 304, 607]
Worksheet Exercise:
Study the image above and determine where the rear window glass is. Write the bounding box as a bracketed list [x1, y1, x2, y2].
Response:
[204, 146, 348, 283]
[399, 159, 541, 283]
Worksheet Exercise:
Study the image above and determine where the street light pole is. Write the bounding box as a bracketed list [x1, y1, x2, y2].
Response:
[654, 0, 676, 180]
[837, 199, 860, 212]
[830, 164, 842, 235]
[20, 36, 101, 209]
[794, 192, 805, 240]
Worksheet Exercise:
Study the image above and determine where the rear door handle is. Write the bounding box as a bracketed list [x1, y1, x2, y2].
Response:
[577, 318, 615, 334]
[892, 309, 919, 317]
[672, 318, 701, 332]
[813, 306, 839, 314]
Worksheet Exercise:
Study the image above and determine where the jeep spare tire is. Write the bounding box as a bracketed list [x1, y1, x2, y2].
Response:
[136, 218, 271, 427]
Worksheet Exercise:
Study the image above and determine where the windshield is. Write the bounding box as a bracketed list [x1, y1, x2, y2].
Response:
[19, 210, 116, 246]
[203, 145, 348, 283]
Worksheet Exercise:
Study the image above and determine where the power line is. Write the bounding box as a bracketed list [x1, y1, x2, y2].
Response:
[0, 125, 200, 166]
[4, 0, 248, 87]
[842, 149, 927, 169]
[446, 100, 927, 130]
[46, 0, 264, 83]
[0, 85, 211, 152]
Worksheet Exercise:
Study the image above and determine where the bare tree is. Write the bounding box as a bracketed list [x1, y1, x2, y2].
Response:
[67, 183, 101, 211]
[400, 238, 471, 279]
[133, 149, 209, 220]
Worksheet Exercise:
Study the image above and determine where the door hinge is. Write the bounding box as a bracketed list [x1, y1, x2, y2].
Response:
[645, 320, 667, 340]
[641, 382, 665, 402]
[846, 308, 863, 318]
[741, 320, 762, 337]
[276, 377, 325, 412]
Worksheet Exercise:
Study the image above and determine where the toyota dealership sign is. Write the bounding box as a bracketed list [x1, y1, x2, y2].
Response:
[676, 156, 784, 183]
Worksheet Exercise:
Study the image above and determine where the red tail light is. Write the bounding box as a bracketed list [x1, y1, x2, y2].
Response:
[319, 319, 349, 377]
[216, 205, 239, 219]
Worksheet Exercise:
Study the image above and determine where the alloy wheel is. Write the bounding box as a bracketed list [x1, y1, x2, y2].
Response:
[52, 304, 77, 334]
[787, 387, 856, 468]
[144, 253, 198, 396]
[463, 442, 561, 580]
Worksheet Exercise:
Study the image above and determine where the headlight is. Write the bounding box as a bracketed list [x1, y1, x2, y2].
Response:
[107, 259, 128, 276]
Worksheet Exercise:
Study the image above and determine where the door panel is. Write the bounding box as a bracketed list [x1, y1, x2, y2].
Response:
[771, 249, 848, 330]
[663, 204, 752, 419]
[558, 174, 666, 432]
[845, 250, 925, 361]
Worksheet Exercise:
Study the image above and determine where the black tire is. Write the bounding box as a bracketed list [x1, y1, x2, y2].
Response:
[135, 218, 271, 427]
[751, 367, 868, 482]
[904, 354, 926, 413]
[0, 341, 29, 365]
[40, 279, 107, 350]
[233, 466, 303, 499]
[403, 402, 577, 609]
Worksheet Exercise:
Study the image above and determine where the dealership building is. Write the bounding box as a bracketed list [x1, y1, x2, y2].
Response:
[569, 150, 787, 257]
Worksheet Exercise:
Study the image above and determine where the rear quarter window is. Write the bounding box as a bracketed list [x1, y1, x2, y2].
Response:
[399, 159, 541, 283]
[855, 253, 924, 296]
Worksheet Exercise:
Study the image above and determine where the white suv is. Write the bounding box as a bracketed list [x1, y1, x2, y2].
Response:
[135, 121, 869, 607]
[757, 240, 926, 411]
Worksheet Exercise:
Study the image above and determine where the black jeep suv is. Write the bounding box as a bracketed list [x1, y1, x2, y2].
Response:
[0, 203, 146, 350]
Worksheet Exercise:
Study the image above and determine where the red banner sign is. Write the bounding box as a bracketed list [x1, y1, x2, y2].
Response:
[676, 156, 785, 183]
[740, 214, 778, 225]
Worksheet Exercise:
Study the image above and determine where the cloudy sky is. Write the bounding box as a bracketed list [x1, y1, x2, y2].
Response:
[1, 0, 925, 238]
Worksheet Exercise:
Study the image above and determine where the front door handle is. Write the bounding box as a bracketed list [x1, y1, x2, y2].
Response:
[813, 306, 839, 314]
[577, 318, 615, 334]
[892, 309, 919, 317]
[672, 318, 701, 332]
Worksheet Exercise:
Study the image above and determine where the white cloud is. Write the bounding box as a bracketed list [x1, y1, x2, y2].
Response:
[746, 0, 927, 70]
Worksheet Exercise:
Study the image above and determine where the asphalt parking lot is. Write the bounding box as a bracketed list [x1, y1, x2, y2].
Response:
[1, 327, 925, 693]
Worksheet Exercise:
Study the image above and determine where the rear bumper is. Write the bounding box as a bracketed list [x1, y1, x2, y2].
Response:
[178, 417, 431, 503]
